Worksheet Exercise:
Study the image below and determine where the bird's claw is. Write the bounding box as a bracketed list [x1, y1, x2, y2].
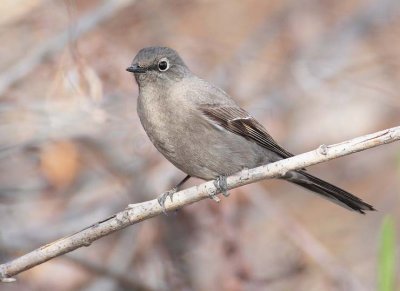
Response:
[157, 187, 177, 214]
[210, 175, 229, 200]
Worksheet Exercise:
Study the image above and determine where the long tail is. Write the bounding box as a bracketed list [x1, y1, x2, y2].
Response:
[284, 170, 375, 214]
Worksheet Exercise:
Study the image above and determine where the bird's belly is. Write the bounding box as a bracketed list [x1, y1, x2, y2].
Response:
[138, 98, 274, 180]
[153, 122, 269, 180]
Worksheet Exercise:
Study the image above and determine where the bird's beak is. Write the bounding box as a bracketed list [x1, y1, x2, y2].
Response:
[126, 64, 146, 73]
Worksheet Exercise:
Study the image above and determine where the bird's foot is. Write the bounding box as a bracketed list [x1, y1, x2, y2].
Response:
[157, 187, 178, 214]
[210, 175, 229, 201]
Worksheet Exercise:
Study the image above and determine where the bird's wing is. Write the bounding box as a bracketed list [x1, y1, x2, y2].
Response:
[200, 105, 294, 159]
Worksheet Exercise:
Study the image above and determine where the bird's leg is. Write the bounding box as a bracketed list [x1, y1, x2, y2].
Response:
[211, 175, 229, 199]
[157, 175, 191, 213]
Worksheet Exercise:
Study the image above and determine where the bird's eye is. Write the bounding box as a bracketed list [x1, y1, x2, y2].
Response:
[158, 58, 169, 71]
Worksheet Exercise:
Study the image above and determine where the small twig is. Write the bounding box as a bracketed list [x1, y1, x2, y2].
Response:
[67, 251, 154, 291]
[249, 184, 369, 291]
[0, 0, 136, 96]
[0, 125, 399, 281]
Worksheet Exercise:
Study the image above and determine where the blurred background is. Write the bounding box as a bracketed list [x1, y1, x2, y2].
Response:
[0, 0, 399, 290]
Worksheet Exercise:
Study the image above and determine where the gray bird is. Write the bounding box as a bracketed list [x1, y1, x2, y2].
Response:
[126, 46, 374, 214]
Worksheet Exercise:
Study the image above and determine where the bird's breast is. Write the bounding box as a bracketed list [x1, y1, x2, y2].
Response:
[137, 89, 186, 157]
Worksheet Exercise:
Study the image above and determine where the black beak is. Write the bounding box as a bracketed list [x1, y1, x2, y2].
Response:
[126, 64, 146, 73]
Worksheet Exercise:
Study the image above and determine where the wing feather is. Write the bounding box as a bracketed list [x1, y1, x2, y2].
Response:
[200, 105, 294, 159]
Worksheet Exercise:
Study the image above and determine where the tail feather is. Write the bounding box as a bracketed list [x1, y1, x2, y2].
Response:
[285, 170, 375, 214]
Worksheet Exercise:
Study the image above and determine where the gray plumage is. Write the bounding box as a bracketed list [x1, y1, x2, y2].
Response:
[127, 46, 374, 214]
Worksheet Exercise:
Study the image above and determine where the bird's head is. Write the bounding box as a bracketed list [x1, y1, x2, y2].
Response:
[127, 47, 190, 86]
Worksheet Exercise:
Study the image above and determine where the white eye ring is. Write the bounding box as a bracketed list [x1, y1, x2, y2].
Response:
[158, 58, 170, 71]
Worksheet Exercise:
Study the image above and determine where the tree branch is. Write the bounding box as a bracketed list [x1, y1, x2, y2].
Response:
[0, 0, 137, 97]
[1, 125, 399, 282]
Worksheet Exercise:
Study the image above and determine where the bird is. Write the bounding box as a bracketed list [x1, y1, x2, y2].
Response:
[126, 46, 374, 214]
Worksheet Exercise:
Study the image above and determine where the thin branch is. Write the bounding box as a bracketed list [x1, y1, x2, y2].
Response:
[0, 0, 136, 96]
[67, 252, 154, 291]
[249, 184, 368, 290]
[1, 125, 399, 282]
